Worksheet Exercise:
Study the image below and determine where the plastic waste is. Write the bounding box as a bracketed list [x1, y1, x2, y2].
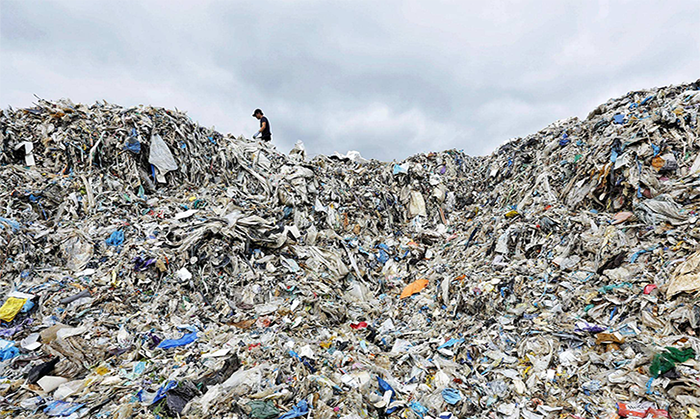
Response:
[105, 230, 124, 246]
[441, 388, 462, 405]
[649, 347, 695, 377]
[0, 297, 26, 322]
[279, 399, 310, 419]
[0, 339, 19, 361]
[43, 400, 84, 417]
[248, 400, 281, 419]
[157, 332, 198, 349]
[148, 133, 178, 181]
[1, 81, 700, 417]
[400, 278, 429, 299]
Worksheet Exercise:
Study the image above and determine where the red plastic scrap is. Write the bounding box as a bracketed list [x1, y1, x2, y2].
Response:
[617, 403, 669, 419]
[643, 284, 658, 294]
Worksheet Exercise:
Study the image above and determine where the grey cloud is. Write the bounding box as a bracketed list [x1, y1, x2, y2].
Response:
[1, 0, 698, 161]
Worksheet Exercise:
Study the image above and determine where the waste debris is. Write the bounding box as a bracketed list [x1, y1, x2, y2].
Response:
[1, 80, 700, 418]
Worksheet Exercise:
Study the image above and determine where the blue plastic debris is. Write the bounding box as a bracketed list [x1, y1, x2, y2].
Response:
[133, 256, 156, 272]
[152, 380, 178, 404]
[393, 164, 408, 175]
[651, 143, 660, 157]
[44, 401, 84, 417]
[157, 332, 197, 349]
[105, 230, 125, 247]
[0, 339, 19, 361]
[629, 245, 659, 263]
[0, 217, 21, 232]
[559, 132, 570, 146]
[278, 399, 310, 419]
[377, 377, 398, 413]
[438, 338, 465, 350]
[409, 400, 429, 418]
[124, 128, 141, 153]
[442, 388, 462, 405]
[640, 95, 654, 106]
[376, 243, 391, 264]
[20, 299, 35, 313]
[125, 138, 141, 153]
[612, 114, 625, 124]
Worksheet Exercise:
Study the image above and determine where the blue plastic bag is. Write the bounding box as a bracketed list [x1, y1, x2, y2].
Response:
[278, 399, 309, 419]
[0, 339, 19, 361]
[442, 388, 462, 405]
[152, 380, 178, 404]
[105, 230, 125, 247]
[125, 128, 141, 153]
[125, 138, 141, 153]
[157, 332, 197, 349]
[409, 400, 429, 418]
[20, 300, 35, 313]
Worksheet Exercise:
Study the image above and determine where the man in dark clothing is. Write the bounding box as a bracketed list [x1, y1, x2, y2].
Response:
[252, 109, 272, 141]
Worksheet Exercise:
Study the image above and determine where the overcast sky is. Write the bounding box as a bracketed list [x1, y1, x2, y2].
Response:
[1, 1, 698, 160]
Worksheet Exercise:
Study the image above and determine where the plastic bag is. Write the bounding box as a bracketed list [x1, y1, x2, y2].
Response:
[157, 332, 197, 349]
[43, 401, 84, 417]
[279, 400, 310, 419]
[408, 190, 427, 218]
[0, 297, 27, 322]
[248, 400, 280, 419]
[442, 388, 462, 405]
[105, 230, 124, 246]
[148, 133, 178, 175]
[649, 347, 695, 377]
[61, 236, 93, 272]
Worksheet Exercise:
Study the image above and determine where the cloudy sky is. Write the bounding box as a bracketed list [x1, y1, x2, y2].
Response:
[1, 1, 698, 160]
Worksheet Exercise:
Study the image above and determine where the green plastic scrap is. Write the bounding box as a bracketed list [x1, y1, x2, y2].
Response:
[247, 400, 280, 419]
[649, 346, 695, 378]
[598, 282, 633, 294]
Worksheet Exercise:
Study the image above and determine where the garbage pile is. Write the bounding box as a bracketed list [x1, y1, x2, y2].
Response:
[1, 80, 700, 418]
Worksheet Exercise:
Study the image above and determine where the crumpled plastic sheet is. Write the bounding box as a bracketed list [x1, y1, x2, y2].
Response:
[157, 332, 198, 349]
[278, 399, 310, 419]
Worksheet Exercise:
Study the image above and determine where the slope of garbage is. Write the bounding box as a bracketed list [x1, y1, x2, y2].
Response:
[1, 79, 700, 419]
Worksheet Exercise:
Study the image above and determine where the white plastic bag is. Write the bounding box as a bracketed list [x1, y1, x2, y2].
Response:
[148, 134, 178, 182]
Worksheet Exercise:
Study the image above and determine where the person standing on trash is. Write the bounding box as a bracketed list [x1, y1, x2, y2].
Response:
[252, 109, 272, 142]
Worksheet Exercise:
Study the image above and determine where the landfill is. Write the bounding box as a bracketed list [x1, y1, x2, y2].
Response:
[0, 79, 700, 419]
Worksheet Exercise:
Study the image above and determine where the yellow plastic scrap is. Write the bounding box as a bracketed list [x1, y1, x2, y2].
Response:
[504, 210, 519, 218]
[672, 241, 686, 252]
[94, 366, 110, 376]
[0, 297, 27, 322]
[320, 337, 335, 349]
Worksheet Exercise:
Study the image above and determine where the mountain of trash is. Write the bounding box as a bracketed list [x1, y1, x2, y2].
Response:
[1, 79, 700, 419]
